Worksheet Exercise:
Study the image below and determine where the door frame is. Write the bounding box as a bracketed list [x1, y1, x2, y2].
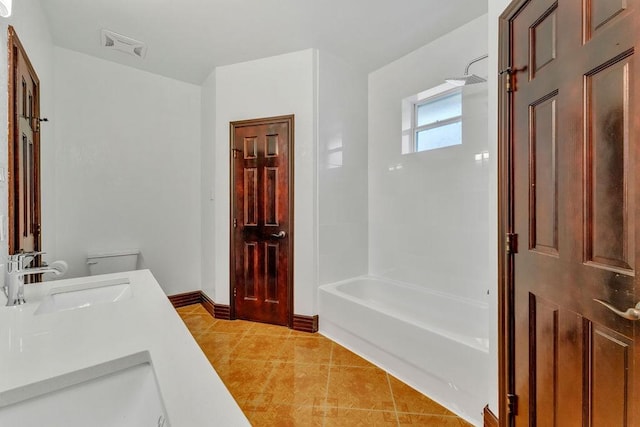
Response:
[7, 25, 42, 257]
[498, 0, 525, 425]
[229, 114, 295, 327]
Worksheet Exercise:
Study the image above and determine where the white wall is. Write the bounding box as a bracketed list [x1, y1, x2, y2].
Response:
[201, 69, 216, 299]
[0, 0, 55, 287]
[52, 47, 202, 295]
[318, 51, 368, 285]
[206, 48, 367, 312]
[368, 15, 490, 302]
[212, 49, 317, 315]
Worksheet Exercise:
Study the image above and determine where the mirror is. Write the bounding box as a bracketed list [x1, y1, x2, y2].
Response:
[7, 26, 42, 260]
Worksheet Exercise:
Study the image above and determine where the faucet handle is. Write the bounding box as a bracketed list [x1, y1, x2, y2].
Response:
[16, 251, 45, 261]
[8, 251, 45, 268]
[22, 251, 45, 268]
[19, 250, 45, 257]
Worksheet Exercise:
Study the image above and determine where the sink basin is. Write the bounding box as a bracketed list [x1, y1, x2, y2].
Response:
[0, 351, 170, 427]
[34, 278, 132, 315]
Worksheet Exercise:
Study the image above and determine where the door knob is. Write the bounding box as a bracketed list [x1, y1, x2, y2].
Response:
[271, 231, 286, 238]
[593, 299, 640, 321]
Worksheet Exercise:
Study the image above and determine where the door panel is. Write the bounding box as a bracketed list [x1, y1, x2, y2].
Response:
[231, 116, 293, 326]
[529, 91, 558, 256]
[585, 54, 634, 272]
[590, 325, 631, 426]
[504, 0, 639, 424]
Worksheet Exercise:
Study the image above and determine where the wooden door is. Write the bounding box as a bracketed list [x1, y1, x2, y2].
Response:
[501, 0, 640, 425]
[8, 26, 41, 257]
[230, 115, 293, 326]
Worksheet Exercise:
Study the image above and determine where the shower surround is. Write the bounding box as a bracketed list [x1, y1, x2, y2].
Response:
[320, 14, 492, 426]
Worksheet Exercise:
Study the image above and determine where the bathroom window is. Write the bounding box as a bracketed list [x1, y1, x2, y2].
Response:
[402, 86, 462, 153]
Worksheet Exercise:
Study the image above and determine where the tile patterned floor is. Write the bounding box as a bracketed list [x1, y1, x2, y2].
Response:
[177, 304, 472, 426]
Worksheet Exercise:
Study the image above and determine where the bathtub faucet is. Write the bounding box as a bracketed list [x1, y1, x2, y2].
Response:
[4, 252, 66, 306]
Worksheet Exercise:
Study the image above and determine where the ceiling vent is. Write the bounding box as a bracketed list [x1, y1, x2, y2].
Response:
[101, 29, 147, 59]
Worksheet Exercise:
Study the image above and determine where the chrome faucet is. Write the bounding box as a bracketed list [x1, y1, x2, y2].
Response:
[4, 252, 65, 306]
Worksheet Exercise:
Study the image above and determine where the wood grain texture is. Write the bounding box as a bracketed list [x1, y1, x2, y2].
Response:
[502, 0, 640, 424]
[200, 292, 215, 318]
[230, 115, 294, 327]
[483, 405, 498, 427]
[168, 291, 319, 335]
[213, 303, 231, 320]
[167, 291, 202, 308]
[292, 314, 318, 333]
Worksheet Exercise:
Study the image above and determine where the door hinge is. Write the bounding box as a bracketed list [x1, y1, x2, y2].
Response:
[28, 116, 48, 133]
[231, 148, 241, 158]
[233, 218, 238, 228]
[500, 67, 513, 93]
[233, 287, 237, 297]
[506, 233, 518, 254]
[507, 393, 518, 416]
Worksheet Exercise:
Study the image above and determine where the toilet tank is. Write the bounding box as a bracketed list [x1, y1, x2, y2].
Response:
[86, 249, 140, 275]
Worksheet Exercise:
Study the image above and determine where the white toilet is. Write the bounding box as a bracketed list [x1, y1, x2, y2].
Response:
[86, 249, 140, 275]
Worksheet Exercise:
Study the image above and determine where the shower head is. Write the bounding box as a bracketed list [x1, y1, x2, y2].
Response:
[445, 74, 487, 86]
[445, 54, 488, 86]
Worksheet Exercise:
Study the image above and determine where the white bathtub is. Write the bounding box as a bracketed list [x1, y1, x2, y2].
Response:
[318, 276, 488, 426]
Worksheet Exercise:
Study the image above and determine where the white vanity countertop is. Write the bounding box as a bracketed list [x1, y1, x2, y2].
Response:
[0, 269, 250, 426]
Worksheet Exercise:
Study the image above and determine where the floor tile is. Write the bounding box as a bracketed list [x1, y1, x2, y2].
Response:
[331, 343, 375, 367]
[177, 305, 471, 426]
[230, 334, 289, 361]
[397, 413, 473, 426]
[179, 312, 216, 334]
[244, 403, 325, 427]
[262, 362, 329, 406]
[195, 331, 242, 364]
[175, 304, 200, 315]
[191, 304, 213, 316]
[327, 366, 395, 411]
[244, 321, 292, 337]
[389, 375, 454, 416]
[211, 319, 255, 334]
[289, 328, 325, 338]
[213, 358, 276, 404]
[324, 408, 398, 426]
[278, 336, 333, 365]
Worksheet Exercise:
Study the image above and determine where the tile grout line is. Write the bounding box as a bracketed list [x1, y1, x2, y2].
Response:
[213, 317, 263, 410]
[182, 309, 216, 335]
[240, 322, 281, 412]
[321, 342, 335, 427]
[386, 373, 401, 427]
[195, 310, 220, 339]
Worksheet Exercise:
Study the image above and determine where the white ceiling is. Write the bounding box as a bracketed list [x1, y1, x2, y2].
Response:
[39, 0, 488, 85]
